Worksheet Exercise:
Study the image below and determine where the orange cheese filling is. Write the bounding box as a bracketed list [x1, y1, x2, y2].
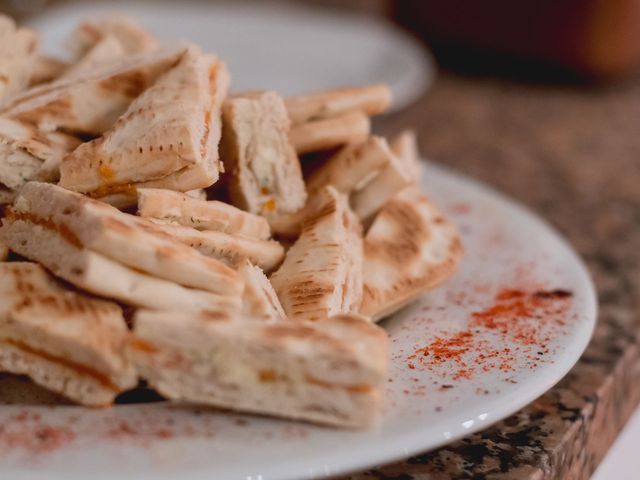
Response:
[98, 164, 115, 182]
[90, 162, 137, 199]
[258, 369, 288, 382]
[87, 183, 137, 200]
[4, 339, 119, 392]
[129, 337, 159, 354]
[6, 208, 83, 248]
[262, 199, 277, 212]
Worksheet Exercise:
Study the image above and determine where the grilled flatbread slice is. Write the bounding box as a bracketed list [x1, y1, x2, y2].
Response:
[306, 136, 393, 195]
[131, 150, 223, 191]
[137, 188, 270, 239]
[238, 260, 285, 321]
[93, 169, 219, 208]
[0, 117, 81, 184]
[29, 56, 69, 86]
[270, 187, 363, 322]
[2, 44, 186, 135]
[96, 188, 214, 210]
[0, 118, 80, 201]
[289, 111, 370, 155]
[350, 149, 412, 224]
[69, 16, 158, 57]
[285, 84, 391, 126]
[60, 48, 228, 196]
[0, 219, 239, 312]
[129, 311, 388, 428]
[269, 136, 398, 236]
[62, 35, 125, 79]
[4, 182, 242, 296]
[0, 117, 81, 167]
[390, 129, 422, 180]
[360, 186, 463, 321]
[221, 91, 306, 215]
[0, 262, 136, 406]
[0, 16, 38, 102]
[149, 220, 284, 272]
[0, 143, 43, 190]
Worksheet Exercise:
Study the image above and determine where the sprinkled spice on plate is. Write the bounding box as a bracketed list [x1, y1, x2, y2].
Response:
[407, 288, 574, 382]
[0, 412, 75, 455]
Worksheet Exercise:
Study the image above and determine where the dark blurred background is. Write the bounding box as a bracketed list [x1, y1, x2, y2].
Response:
[4, 0, 640, 82]
[395, 0, 640, 81]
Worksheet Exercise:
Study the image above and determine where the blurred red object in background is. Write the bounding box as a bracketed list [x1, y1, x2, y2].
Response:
[394, 0, 640, 80]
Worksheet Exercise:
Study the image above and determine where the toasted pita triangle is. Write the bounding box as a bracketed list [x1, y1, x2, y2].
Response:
[138, 188, 271, 239]
[96, 155, 228, 207]
[69, 16, 158, 58]
[0, 262, 136, 406]
[5, 182, 243, 297]
[350, 149, 412, 224]
[0, 117, 81, 165]
[360, 186, 463, 321]
[29, 56, 69, 86]
[221, 91, 307, 215]
[148, 219, 284, 272]
[62, 35, 125, 79]
[390, 130, 422, 180]
[285, 84, 391, 125]
[289, 111, 370, 155]
[238, 260, 286, 321]
[0, 117, 81, 184]
[306, 136, 393, 195]
[270, 187, 363, 322]
[59, 48, 228, 195]
[0, 218, 239, 313]
[0, 143, 42, 190]
[2, 44, 186, 135]
[268, 136, 397, 237]
[129, 311, 387, 428]
[133, 151, 223, 191]
[0, 16, 38, 102]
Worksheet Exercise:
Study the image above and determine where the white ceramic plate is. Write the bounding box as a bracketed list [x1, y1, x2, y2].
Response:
[27, 0, 434, 112]
[0, 163, 596, 480]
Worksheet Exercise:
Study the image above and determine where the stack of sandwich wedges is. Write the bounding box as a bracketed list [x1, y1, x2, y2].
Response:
[0, 15, 463, 428]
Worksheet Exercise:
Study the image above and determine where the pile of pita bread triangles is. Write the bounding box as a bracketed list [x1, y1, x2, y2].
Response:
[0, 15, 462, 429]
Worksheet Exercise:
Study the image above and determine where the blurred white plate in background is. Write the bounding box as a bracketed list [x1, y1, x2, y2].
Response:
[27, 0, 434, 111]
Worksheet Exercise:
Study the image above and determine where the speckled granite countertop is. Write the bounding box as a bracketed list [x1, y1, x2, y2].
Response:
[341, 73, 640, 479]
